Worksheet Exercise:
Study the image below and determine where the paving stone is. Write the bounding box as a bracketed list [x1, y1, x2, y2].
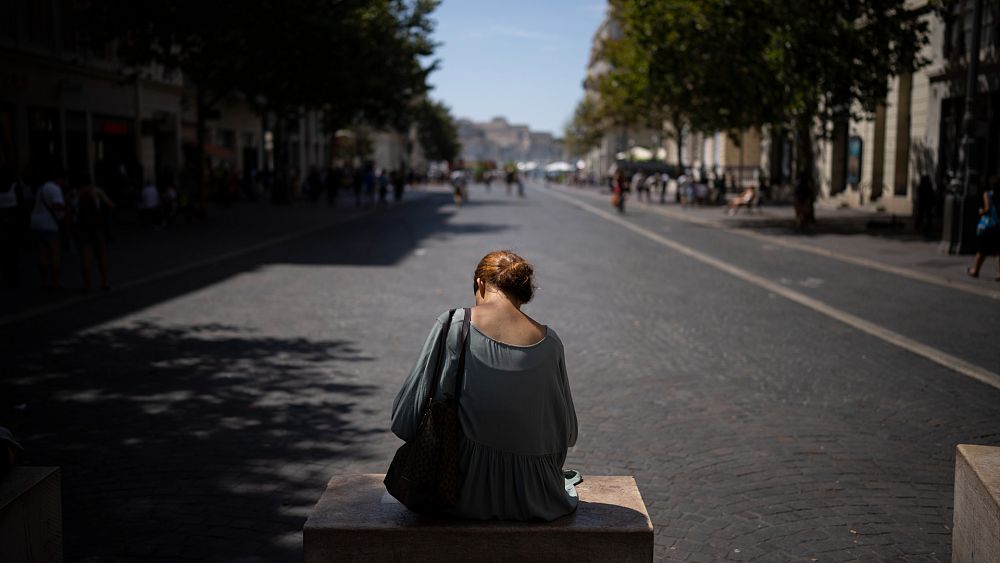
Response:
[2, 183, 999, 561]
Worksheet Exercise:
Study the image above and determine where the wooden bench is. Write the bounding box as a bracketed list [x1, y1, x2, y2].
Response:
[0, 466, 62, 563]
[304, 474, 653, 562]
[953, 444, 1000, 563]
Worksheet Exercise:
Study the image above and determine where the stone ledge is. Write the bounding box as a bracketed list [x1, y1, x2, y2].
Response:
[304, 474, 652, 562]
[0, 466, 63, 563]
[953, 444, 1000, 563]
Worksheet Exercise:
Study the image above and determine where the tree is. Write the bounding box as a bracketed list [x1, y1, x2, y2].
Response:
[563, 97, 604, 157]
[82, 0, 439, 198]
[414, 99, 461, 163]
[601, 0, 930, 225]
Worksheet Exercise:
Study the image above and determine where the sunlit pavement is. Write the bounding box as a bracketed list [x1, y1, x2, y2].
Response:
[4, 182, 999, 562]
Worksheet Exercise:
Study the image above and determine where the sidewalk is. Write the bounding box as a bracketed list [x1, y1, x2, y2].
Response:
[1, 190, 432, 326]
[548, 183, 1000, 301]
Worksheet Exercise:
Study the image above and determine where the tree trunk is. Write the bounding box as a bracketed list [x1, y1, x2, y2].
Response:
[794, 112, 816, 229]
[673, 116, 685, 171]
[673, 116, 685, 203]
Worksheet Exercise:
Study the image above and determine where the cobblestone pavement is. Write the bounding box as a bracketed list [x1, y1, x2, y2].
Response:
[3, 182, 999, 562]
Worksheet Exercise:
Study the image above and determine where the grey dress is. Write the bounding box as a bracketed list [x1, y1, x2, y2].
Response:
[391, 309, 579, 521]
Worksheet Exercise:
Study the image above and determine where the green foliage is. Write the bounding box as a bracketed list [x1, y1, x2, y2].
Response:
[595, 0, 932, 208]
[563, 97, 605, 156]
[84, 0, 439, 125]
[604, 0, 931, 132]
[414, 99, 461, 163]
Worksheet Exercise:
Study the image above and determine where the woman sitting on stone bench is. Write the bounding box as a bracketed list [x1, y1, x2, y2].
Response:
[390, 250, 579, 521]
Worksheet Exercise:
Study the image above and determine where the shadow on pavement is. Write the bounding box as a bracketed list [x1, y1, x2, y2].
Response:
[7, 320, 378, 562]
[720, 213, 930, 241]
[3, 193, 509, 345]
[1, 191, 510, 561]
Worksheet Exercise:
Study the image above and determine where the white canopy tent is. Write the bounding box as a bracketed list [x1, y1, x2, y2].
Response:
[544, 161, 574, 172]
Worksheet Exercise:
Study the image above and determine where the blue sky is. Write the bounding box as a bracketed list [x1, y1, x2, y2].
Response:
[426, 1, 607, 137]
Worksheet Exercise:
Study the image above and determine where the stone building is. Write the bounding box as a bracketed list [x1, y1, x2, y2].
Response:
[790, 0, 1000, 223]
[0, 1, 406, 205]
[457, 116, 561, 165]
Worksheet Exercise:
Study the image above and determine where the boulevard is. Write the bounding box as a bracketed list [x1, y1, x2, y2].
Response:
[4, 183, 998, 561]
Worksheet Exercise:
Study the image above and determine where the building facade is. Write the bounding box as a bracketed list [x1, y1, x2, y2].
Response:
[456, 116, 561, 165]
[810, 0, 1000, 226]
[0, 1, 419, 206]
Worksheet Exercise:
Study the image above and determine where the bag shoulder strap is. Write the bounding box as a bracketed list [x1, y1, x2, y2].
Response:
[425, 309, 456, 402]
[450, 308, 471, 401]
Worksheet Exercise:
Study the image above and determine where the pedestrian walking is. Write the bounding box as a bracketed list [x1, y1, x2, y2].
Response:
[30, 167, 67, 289]
[391, 169, 405, 202]
[70, 173, 114, 292]
[516, 171, 525, 197]
[505, 169, 515, 196]
[611, 170, 627, 213]
[966, 176, 1000, 281]
[138, 179, 161, 229]
[0, 164, 20, 288]
[450, 168, 468, 206]
[630, 172, 644, 203]
[377, 169, 389, 208]
[643, 174, 657, 203]
[363, 163, 376, 207]
[388, 250, 579, 520]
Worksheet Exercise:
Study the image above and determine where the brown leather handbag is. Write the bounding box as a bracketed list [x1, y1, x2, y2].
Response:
[384, 308, 470, 512]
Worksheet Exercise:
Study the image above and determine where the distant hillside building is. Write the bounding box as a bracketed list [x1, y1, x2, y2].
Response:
[457, 117, 563, 164]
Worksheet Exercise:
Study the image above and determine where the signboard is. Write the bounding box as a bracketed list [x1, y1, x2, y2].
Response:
[846, 136, 862, 187]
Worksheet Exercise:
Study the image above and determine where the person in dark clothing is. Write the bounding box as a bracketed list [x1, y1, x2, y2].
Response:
[391, 169, 405, 202]
[377, 169, 389, 208]
[967, 176, 1000, 281]
[70, 173, 115, 291]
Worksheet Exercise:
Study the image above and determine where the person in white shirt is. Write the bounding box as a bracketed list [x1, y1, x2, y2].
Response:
[139, 181, 161, 228]
[30, 169, 67, 288]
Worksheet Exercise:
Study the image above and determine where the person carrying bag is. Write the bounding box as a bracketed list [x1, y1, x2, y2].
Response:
[968, 179, 1000, 281]
[388, 251, 580, 522]
[385, 307, 471, 512]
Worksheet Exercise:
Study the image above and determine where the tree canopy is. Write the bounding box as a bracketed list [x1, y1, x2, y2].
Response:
[414, 99, 461, 163]
[587, 0, 932, 219]
[563, 97, 605, 157]
[600, 0, 930, 133]
[84, 0, 440, 128]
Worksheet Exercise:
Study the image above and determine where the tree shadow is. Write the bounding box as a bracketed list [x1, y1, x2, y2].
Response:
[5, 320, 381, 562]
[721, 213, 929, 241]
[4, 193, 510, 345]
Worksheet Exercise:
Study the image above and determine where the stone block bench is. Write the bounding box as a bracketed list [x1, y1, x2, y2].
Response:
[953, 444, 1000, 563]
[304, 474, 653, 562]
[0, 466, 62, 563]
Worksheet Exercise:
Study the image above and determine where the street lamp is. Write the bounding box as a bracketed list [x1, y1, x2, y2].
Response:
[942, 0, 984, 255]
